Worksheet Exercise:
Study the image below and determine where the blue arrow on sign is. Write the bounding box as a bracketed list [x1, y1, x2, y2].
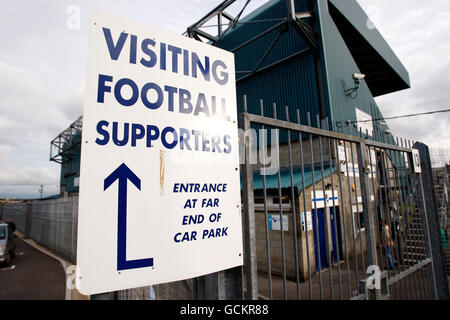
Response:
[104, 163, 154, 271]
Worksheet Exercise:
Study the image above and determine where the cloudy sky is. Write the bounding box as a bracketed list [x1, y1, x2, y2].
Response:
[0, 0, 449, 198]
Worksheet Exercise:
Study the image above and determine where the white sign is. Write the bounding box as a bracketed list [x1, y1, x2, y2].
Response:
[268, 215, 289, 231]
[301, 211, 312, 232]
[412, 149, 421, 173]
[76, 11, 242, 295]
[368, 149, 376, 165]
[311, 190, 339, 209]
[337, 145, 346, 161]
[356, 108, 374, 136]
[346, 163, 360, 177]
[366, 149, 377, 178]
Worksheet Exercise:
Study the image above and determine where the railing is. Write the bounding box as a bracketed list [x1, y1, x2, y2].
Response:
[240, 100, 439, 300]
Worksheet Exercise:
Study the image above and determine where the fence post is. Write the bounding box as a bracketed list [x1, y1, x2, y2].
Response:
[239, 111, 259, 300]
[219, 267, 244, 299]
[195, 267, 243, 300]
[357, 140, 380, 299]
[414, 142, 449, 300]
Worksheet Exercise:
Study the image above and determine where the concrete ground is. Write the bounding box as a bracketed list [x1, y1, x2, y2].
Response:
[0, 232, 89, 300]
[0, 237, 66, 299]
[255, 260, 432, 300]
[256, 262, 363, 300]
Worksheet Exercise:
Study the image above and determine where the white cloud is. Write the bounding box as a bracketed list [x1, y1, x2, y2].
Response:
[357, 0, 450, 156]
[0, 58, 75, 198]
[0, 167, 58, 186]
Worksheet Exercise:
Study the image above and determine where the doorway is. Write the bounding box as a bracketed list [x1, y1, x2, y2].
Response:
[312, 208, 328, 271]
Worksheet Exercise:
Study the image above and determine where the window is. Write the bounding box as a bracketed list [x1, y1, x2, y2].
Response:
[254, 194, 291, 209]
[254, 197, 265, 204]
[272, 196, 290, 205]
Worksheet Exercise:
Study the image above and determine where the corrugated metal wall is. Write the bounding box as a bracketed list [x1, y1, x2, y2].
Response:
[214, 0, 321, 132]
[1, 198, 79, 263]
[213, 0, 405, 143]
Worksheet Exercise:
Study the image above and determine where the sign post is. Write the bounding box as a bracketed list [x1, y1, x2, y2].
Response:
[77, 11, 243, 296]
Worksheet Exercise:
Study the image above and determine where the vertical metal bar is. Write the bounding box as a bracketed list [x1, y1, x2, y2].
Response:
[410, 139, 429, 298]
[218, 267, 244, 300]
[415, 142, 433, 300]
[386, 136, 406, 298]
[406, 139, 429, 298]
[240, 96, 259, 300]
[366, 142, 386, 298]
[385, 139, 407, 298]
[342, 134, 360, 294]
[417, 167, 439, 299]
[356, 138, 378, 299]
[415, 267, 423, 300]
[334, 138, 352, 299]
[348, 125, 366, 275]
[421, 267, 430, 299]
[259, 100, 273, 300]
[399, 138, 417, 298]
[388, 137, 410, 299]
[296, 109, 313, 300]
[307, 112, 323, 300]
[416, 267, 424, 300]
[273, 103, 288, 300]
[392, 137, 414, 298]
[317, 115, 334, 300]
[326, 121, 342, 300]
[416, 142, 447, 299]
[405, 138, 423, 297]
[378, 135, 393, 291]
[411, 139, 432, 299]
[285, 106, 301, 300]
[366, 143, 383, 271]
[388, 136, 408, 280]
[401, 139, 425, 293]
[380, 139, 401, 280]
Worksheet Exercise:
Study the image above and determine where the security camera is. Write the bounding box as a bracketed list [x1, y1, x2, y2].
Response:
[345, 73, 366, 97]
[352, 73, 366, 83]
